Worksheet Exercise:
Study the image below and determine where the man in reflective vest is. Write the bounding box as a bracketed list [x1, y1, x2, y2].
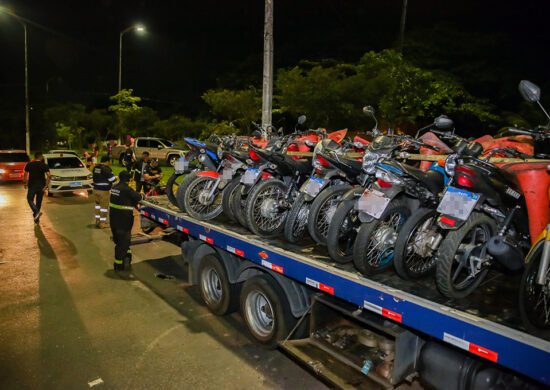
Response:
[109, 171, 143, 271]
[92, 156, 116, 228]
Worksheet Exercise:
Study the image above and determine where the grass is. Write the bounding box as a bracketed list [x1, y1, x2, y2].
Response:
[110, 162, 174, 186]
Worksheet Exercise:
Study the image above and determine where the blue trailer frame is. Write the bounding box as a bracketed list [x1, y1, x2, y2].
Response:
[139, 199, 550, 386]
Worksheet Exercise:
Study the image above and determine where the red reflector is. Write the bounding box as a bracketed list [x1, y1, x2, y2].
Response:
[317, 155, 329, 167]
[261, 172, 272, 180]
[457, 175, 474, 188]
[377, 179, 392, 188]
[441, 216, 456, 226]
[249, 149, 260, 161]
[259, 251, 268, 259]
[315, 168, 321, 174]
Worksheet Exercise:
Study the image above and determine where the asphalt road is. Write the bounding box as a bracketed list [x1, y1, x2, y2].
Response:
[0, 183, 326, 390]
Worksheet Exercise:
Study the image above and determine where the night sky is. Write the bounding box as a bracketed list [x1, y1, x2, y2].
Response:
[1, 0, 550, 117]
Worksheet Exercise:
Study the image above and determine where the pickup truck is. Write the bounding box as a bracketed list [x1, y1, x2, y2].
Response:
[112, 137, 187, 166]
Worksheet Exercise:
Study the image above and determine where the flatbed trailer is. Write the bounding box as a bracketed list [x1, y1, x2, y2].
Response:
[138, 196, 550, 388]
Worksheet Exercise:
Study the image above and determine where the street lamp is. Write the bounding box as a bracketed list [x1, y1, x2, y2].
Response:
[0, 7, 30, 155]
[118, 24, 145, 92]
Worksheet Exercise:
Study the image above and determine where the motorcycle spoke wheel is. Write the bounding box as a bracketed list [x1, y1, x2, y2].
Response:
[519, 251, 550, 337]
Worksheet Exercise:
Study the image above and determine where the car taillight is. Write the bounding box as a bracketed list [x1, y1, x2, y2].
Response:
[317, 155, 329, 167]
[457, 175, 474, 187]
[249, 150, 260, 161]
[377, 179, 392, 188]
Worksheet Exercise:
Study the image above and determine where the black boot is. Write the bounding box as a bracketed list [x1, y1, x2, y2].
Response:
[123, 255, 132, 271]
[114, 260, 124, 271]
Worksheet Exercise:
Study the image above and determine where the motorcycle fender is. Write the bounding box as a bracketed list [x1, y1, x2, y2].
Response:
[197, 171, 219, 179]
[341, 186, 364, 201]
[525, 227, 550, 264]
[358, 211, 375, 224]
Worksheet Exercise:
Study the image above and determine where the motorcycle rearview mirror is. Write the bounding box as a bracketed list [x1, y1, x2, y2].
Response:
[519, 80, 541, 102]
[362, 105, 379, 132]
[297, 115, 307, 125]
[434, 115, 454, 130]
[278, 127, 284, 136]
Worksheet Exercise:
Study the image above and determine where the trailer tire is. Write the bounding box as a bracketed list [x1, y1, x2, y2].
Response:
[240, 274, 295, 348]
[198, 254, 241, 316]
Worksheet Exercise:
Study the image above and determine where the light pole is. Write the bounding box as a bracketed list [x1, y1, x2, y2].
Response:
[118, 25, 145, 92]
[1, 8, 30, 155]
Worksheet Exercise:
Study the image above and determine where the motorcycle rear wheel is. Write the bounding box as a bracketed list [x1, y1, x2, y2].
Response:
[221, 175, 242, 223]
[245, 179, 288, 237]
[435, 212, 495, 299]
[231, 184, 249, 228]
[284, 193, 310, 243]
[326, 199, 360, 264]
[183, 175, 223, 221]
[308, 184, 351, 245]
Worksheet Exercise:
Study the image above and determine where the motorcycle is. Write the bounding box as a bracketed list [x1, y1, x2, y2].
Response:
[434, 80, 550, 299]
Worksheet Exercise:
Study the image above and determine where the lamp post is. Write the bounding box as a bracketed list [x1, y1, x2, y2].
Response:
[0, 8, 30, 155]
[118, 25, 145, 92]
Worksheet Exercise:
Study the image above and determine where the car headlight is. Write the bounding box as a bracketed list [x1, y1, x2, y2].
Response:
[51, 175, 62, 181]
[362, 152, 380, 174]
[86, 174, 93, 180]
[0, 169, 5, 174]
[444, 154, 458, 177]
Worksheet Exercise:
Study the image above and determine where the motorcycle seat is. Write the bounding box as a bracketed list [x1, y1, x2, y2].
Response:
[285, 155, 313, 174]
[231, 150, 249, 162]
[403, 165, 445, 194]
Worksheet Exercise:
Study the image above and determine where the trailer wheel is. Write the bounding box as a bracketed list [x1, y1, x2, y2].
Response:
[198, 254, 240, 315]
[240, 274, 294, 348]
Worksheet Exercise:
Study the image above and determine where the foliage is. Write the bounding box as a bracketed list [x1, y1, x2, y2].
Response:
[151, 115, 205, 140]
[108, 89, 143, 139]
[276, 49, 499, 133]
[199, 120, 236, 139]
[202, 87, 260, 131]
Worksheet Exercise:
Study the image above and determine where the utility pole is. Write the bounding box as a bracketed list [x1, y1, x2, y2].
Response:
[261, 0, 274, 131]
[398, 0, 408, 53]
[24, 22, 30, 155]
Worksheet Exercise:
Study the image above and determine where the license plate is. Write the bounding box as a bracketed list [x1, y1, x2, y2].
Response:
[175, 158, 187, 173]
[69, 182, 82, 187]
[241, 168, 260, 185]
[437, 187, 480, 221]
[357, 188, 391, 219]
[221, 166, 233, 181]
[303, 176, 325, 197]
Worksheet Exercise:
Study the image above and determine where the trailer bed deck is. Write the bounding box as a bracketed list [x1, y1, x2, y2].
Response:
[139, 196, 550, 385]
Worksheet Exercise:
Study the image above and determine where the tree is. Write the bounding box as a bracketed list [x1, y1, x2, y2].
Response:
[151, 115, 205, 141]
[43, 103, 87, 148]
[202, 87, 261, 132]
[108, 89, 143, 139]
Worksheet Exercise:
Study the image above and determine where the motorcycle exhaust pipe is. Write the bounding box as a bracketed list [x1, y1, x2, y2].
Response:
[486, 236, 524, 271]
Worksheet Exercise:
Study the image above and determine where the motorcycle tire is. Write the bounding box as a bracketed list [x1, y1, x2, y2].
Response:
[518, 246, 550, 339]
[326, 199, 360, 264]
[221, 175, 242, 223]
[283, 193, 310, 243]
[393, 208, 440, 280]
[245, 179, 288, 237]
[182, 175, 224, 221]
[308, 183, 351, 245]
[175, 172, 198, 212]
[435, 212, 496, 299]
[231, 184, 250, 229]
[353, 198, 411, 276]
[166, 172, 184, 208]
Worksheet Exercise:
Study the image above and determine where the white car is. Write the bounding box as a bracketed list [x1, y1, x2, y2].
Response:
[44, 153, 93, 196]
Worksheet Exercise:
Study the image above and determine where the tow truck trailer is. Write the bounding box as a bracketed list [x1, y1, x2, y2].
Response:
[138, 195, 550, 389]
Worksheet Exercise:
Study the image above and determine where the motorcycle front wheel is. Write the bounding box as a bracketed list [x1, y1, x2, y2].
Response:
[519, 244, 550, 339]
[182, 175, 224, 221]
[284, 193, 311, 243]
[221, 175, 242, 223]
[326, 199, 360, 264]
[245, 179, 289, 237]
[435, 212, 496, 299]
[231, 183, 250, 228]
[174, 172, 198, 212]
[353, 198, 411, 276]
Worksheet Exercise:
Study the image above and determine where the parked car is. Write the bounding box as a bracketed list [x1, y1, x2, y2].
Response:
[48, 149, 78, 156]
[111, 137, 187, 166]
[0, 150, 30, 182]
[43, 153, 93, 196]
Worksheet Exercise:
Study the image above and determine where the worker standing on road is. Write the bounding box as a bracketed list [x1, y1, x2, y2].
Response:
[133, 151, 151, 193]
[121, 141, 135, 172]
[92, 156, 116, 228]
[23, 152, 51, 223]
[110, 171, 143, 271]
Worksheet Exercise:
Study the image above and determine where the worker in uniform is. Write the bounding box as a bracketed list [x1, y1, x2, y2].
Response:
[109, 171, 143, 271]
[121, 141, 135, 172]
[92, 155, 116, 228]
[142, 158, 163, 195]
[133, 151, 151, 193]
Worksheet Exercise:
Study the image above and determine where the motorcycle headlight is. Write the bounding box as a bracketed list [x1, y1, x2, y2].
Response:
[217, 146, 223, 159]
[362, 152, 379, 174]
[198, 154, 206, 163]
[444, 154, 458, 177]
[375, 169, 403, 186]
[51, 175, 62, 181]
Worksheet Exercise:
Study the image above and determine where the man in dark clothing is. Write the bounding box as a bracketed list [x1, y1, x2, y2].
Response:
[142, 158, 163, 194]
[133, 151, 151, 193]
[110, 170, 143, 271]
[92, 156, 117, 228]
[121, 142, 135, 172]
[24, 152, 51, 223]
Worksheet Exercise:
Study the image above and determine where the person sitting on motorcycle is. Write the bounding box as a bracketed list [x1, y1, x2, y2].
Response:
[143, 158, 163, 194]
